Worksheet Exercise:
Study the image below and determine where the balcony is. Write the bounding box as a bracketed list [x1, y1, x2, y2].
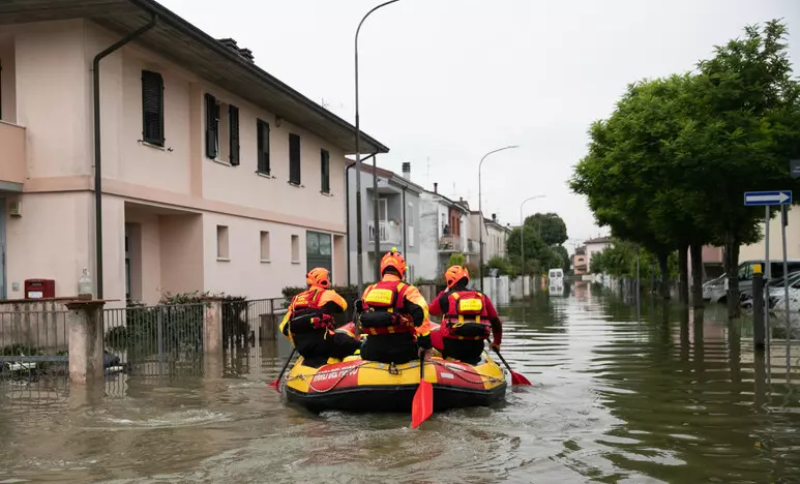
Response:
[439, 236, 464, 253]
[0, 121, 26, 189]
[368, 221, 401, 245]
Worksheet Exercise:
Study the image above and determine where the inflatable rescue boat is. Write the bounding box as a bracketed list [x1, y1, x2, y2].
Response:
[284, 347, 507, 413]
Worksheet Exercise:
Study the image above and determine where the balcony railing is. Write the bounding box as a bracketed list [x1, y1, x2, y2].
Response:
[0, 121, 26, 186]
[368, 221, 401, 244]
[439, 236, 464, 252]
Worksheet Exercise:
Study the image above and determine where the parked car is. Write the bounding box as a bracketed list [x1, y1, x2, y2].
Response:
[741, 271, 800, 309]
[703, 260, 800, 304]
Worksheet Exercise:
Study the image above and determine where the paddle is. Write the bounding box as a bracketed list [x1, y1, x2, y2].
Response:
[411, 352, 433, 428]
[492, 347, 532, 386]
[268, 347, 297, 392]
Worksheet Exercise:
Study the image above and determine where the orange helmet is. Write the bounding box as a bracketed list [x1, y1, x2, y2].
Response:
[445, 265, 469, 289]
[306, 267, 331, 288]
[380, 247, 407, 277]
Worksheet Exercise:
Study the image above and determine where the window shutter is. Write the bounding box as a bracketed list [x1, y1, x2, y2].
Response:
[257, 119, 270, 174]
[141, 71, 164, 146]
[289, 133, 301, 184]
[320, 149, 330, 193]
[205, 93, 218, 159]
[229, 104, 240, 166]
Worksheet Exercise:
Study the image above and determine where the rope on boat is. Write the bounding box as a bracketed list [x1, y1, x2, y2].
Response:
[286, 358, 504, 393]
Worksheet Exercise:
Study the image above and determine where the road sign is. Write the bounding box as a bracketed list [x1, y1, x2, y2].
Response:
[744, 190, 792, 206]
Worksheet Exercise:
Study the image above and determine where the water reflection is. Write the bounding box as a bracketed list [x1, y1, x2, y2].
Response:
[1, 283, 800, 483]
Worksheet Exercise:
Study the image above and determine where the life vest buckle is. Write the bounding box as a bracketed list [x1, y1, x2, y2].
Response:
[388, 362, 399, 375]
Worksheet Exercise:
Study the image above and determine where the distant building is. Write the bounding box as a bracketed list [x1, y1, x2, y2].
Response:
[484, 214, 510, 262]
[573, 246, 588, 275]
[419, 184, 475, 280]
[346, 162, 422, 284]
[584, 236, 613, 273]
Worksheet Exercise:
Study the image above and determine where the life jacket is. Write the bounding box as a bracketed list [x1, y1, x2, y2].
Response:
[286, 288, 336, 335]
[442, 290, 491, 340]
[359, 280, 415, 336]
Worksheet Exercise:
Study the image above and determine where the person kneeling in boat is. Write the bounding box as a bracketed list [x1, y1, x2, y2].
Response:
[358, 248, 432, 364]
[280, 268, 361, 367]
[428, 265, 502, 365]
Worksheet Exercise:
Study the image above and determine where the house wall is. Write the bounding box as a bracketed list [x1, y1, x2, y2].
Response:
[739, 207, 800, 263]
[585, 241, 612, 273]
[1, 19, 353, 302]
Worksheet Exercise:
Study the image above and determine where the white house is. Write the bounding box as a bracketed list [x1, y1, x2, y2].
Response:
[584, 236, 613, 273]
[419, 184, 475, 280]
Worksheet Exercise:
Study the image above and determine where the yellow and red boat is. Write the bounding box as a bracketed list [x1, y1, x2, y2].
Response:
[284, 324, 507, 413]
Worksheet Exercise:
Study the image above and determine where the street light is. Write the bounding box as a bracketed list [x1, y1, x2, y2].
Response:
[519, 194, 546, 279]
[478, 145, 519, 288]
[354, 0, 402, 294]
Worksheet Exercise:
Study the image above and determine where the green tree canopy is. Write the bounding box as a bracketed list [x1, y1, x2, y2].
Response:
[525, 213, 568, 246]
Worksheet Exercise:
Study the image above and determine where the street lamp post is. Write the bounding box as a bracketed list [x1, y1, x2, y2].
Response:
[354, 0, 401, 294]
[478, 145, 519, 289]
[520, 195, 545, 279]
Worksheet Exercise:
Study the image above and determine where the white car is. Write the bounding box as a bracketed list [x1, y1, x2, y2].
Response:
[703, 260, 800, 304]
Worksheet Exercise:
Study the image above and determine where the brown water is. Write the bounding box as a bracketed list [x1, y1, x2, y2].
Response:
[2, 281, 800, 484]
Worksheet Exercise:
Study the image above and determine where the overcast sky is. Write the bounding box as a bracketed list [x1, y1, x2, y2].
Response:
[160, 0, 799, 250]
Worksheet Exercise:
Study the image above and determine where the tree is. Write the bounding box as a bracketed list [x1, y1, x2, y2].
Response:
[678, 20, 800, 317]
[447, 253, 466, 267]
[525, 213, 568, 246]
[507, 226, 562, 275]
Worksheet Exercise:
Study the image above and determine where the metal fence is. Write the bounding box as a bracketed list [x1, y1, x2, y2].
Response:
[104, 303, 207, 376]
[0, 309, 69, 382]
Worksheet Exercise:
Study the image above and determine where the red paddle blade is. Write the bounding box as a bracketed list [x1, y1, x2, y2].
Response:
[510, 371, 532, 386]
[411, 380, 433, 429]
[268, 378, 281, 392]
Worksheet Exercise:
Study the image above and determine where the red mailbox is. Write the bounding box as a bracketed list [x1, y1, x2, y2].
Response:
[25, 279, 55, 299]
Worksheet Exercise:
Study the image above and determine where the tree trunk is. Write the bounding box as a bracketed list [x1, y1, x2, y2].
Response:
[724, 231, 741, 319]
[658, 252, 671, 300]
[678, 242, 689, 305]
[690, 243, 704, 309]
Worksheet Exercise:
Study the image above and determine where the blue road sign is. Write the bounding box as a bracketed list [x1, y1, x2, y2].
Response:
[744, 190, 793, 206]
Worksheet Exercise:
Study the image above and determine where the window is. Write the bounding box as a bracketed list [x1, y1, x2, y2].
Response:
[289, 133, 301, 184]
[229, 105, 240, 166]
[216, 225, 229, 260]
[291, 234, 300, 263]
[141, 70, 164, 146]
[257, 119, 271, 174]
[205, 93, 219, 159]
[320, 149, 330, 193]
[409, 226, 415, 247]
[306, 231, 332, 276]
[260, 231, 271, 261]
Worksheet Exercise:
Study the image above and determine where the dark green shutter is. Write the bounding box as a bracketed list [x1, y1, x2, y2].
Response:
[229, 104, 240, 166]
[141, 70, 164, 146]
[205, 93, 218, 158]
[257, 119, 270, 174]
[320, 149, 330, 193]
[289, 133, 301, 184]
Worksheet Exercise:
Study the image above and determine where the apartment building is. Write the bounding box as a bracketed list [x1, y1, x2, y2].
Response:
[419, 183, 476, 280]
[347, 162, 421, 284]
[0, 0, 387, 303]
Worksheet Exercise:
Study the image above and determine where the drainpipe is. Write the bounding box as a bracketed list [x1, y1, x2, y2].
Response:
[93, 15, 157, 299]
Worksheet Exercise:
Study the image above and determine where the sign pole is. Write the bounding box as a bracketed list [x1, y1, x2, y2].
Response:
[765, 206, 771, 354]
[781, 204, 791, 372]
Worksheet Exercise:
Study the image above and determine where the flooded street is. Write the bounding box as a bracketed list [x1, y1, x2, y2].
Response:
[2, 282, 800, 484]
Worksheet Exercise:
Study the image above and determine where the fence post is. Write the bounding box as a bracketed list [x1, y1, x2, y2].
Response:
[204, 299, 222, 354]
[65, 300, 106, 385]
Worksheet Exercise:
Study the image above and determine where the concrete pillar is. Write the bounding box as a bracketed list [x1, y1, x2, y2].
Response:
[66, 300, 106, 385]
[203, 299, 222, 354]
[203, 300, 223, 379]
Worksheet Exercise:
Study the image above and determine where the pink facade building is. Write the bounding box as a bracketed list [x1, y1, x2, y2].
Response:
[0, 1, 387, 304]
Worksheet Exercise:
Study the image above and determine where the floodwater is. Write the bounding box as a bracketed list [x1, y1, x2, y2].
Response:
[2, 281, 800, 484]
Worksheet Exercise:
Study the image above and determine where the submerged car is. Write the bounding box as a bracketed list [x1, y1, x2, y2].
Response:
[703, 260, 800, 304]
